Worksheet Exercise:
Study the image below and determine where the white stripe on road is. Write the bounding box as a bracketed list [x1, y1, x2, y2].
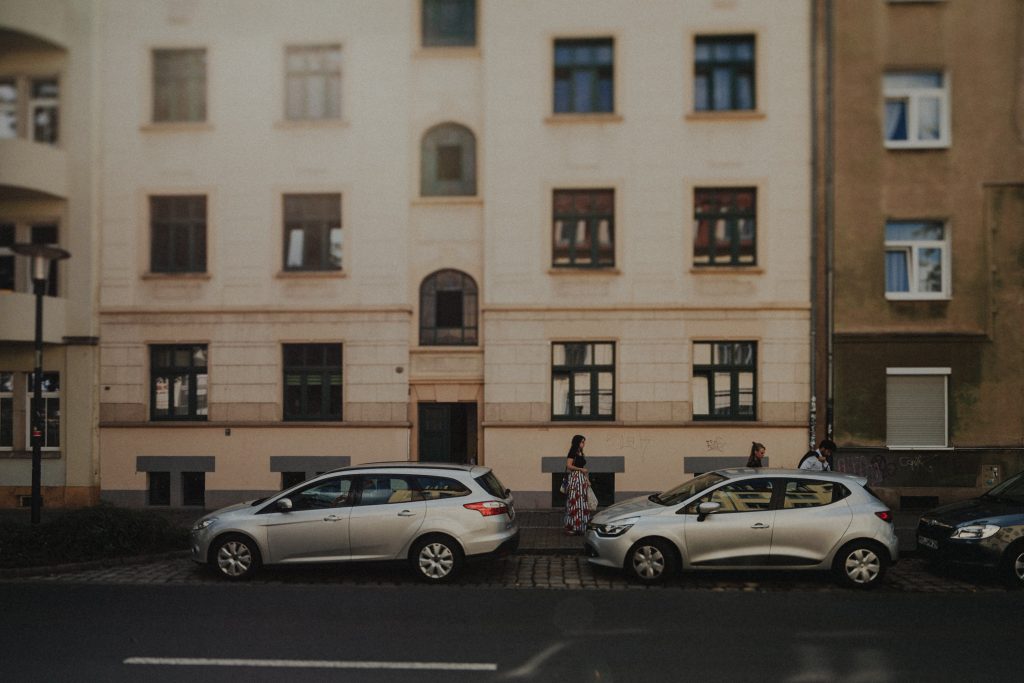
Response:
[124, 657, 497, 671]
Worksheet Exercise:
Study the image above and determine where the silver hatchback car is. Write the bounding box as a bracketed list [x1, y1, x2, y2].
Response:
[191, 462, 519, 582]
[585, 469, 898, 588]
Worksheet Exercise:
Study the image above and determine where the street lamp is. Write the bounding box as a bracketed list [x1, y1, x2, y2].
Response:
[11, 243, 70, 524]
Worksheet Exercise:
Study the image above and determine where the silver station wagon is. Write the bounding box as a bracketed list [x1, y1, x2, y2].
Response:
[585, 469, 898, 588]
[190, 462, 519, 582]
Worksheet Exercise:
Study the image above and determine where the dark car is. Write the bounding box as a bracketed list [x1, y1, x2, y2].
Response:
[917, 469, 1024, 588]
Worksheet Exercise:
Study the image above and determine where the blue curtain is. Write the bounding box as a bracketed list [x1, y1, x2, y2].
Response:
[886, 251, 909, 292]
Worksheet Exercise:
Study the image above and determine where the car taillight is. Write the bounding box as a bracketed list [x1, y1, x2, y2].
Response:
[875, 511, 893, 523]
[464, 501, 508, 517]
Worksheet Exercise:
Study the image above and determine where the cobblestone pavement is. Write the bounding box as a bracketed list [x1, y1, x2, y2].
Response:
[0, 508, 1013, 592]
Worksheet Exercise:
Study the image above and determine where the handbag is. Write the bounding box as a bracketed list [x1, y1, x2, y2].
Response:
[586, 484, 598, 510]
[559, 472, 568, 494]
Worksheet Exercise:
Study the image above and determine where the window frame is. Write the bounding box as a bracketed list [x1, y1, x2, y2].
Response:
[282, 193, 343, 272]
[1, 372, 13, 450]
[420, 123, 477, 197]
[883, 70, 950, 149]
[421, 0, 477, 48]
[553, 38, 614, 115]
[152, 48, 207, 123]
[884, 219, 950, 300]
[282, 343, 343, 422]
[150, 344, 209, 422]
[419, 269, 478, 346]
[693, 187, 757, 267]
[693, 34, 756, 112]
[149, 195, 207, 274]
[284, 44, 342, 121]
[551, 341, 616, 421]
[0, 74, 60, 145]
[886, 367, 950, 449]
[552, 189, 615, 269]
[692, 341, 758, 421]
[0, 220, 61, 295]
[25, 372, 60, 451]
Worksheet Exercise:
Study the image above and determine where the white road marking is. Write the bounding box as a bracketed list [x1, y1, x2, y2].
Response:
[499, 641, 569, 679]
[124, 657, 496, 671]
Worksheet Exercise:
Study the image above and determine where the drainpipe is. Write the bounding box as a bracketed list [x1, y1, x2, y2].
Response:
[824, 0, 835, 441]
[809, 0, 820, 450]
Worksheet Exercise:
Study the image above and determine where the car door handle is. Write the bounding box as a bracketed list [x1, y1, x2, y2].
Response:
[323, 514, 343, 522]
[397, 510, 417, 517]
[751, 522, 770, 529]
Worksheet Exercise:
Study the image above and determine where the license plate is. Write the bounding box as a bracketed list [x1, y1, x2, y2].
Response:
[918, 536, 939, 550]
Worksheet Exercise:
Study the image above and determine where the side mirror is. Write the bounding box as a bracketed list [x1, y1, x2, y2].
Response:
[276, 498, 293, 512]
[696, 501, 721, 522]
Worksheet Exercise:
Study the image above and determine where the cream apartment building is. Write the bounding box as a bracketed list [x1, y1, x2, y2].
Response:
[31, 0, 813, 510]
[0, 1, 101, 508]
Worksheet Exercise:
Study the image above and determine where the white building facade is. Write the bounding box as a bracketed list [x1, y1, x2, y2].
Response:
[85, 0, 811, 509]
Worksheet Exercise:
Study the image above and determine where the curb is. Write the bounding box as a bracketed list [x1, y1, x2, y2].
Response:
[0, 550, 190, 579]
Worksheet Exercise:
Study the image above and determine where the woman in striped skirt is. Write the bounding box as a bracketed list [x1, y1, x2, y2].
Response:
[563, 434, 592, 535]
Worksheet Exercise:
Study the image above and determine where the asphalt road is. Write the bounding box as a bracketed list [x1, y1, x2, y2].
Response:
[3, 582, 1020, 682]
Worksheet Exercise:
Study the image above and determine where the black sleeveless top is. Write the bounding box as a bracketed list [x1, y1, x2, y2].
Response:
[569, 451, 586, 468]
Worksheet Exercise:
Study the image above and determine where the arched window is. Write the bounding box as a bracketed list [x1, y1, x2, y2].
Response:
[420, 123, 476, 196]
[420, 269, 478, 346]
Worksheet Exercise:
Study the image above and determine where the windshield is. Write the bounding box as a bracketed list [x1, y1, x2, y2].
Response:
[985, 471, 1024, 502]
[652, 472, 727, 506]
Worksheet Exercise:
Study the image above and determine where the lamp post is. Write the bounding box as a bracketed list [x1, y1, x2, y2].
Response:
[11, 243, 70, 524]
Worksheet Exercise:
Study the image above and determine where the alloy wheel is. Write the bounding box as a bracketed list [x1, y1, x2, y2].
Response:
[217, 540, 253, 578]
[418, 542, 455, 580]
[632, 544, 666, 580]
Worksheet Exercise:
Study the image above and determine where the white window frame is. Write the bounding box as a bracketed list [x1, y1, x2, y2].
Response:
[29, 77, 59, 144]
[284, 44, 342, 121]
[883, 71, 950, 149]
[885, 367, 950, 450]
[25, 371, 60, 451]
[884, 220, 950, 300]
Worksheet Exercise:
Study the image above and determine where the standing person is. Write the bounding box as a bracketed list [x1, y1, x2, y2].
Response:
[799, 439, 836, 471]
[563, 434, 592, 535]
[746, 442, 766, 468]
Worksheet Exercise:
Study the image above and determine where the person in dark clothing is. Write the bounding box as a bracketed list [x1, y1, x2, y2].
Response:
[746, 441, 766, 468]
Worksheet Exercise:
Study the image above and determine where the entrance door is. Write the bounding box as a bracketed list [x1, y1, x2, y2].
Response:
[418, 403, 477, 464]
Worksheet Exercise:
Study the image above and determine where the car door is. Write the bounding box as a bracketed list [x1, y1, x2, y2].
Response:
[682, 477, 776, 566]
[347, 474, 427, 560]
[263, 475, 354, 563]
[769, 478, 853, 565]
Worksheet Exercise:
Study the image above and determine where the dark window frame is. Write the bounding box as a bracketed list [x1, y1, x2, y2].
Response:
[282, 193, 342, 272]
[694, 35, 756, 112]
[283, 343, 343, 422]
[693, 187, 757, 266]
[551, 342, 616, 421]
[419, 269, 478, 346]
[552, 189, 615, 268]
[421, 0, 477, 47]
[150, 344, 209, 421]
[554, 38, 614, 114]
[692, 341, 757, 421]
[150, 195, 207, 274]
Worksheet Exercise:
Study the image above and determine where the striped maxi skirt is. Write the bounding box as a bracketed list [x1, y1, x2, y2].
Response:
[563, 470, 593, 534]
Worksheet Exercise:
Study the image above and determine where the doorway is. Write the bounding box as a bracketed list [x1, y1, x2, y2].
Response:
[418, 402, 478, 464]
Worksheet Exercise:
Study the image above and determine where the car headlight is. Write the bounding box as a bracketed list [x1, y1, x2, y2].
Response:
[593, 517, 639, 537]
[951, 524, 1000, 540]
[191, 517, 218, 532]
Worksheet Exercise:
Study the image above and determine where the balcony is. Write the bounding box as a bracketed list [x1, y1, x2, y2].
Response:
[0, 137, 67, 199]
[0, 290, 68, 343]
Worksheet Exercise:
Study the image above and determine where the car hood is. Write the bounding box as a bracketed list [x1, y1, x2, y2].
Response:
[592, 495, 667, 522]
[922, 497, 1024, 526]
[195, 499, 263, 525]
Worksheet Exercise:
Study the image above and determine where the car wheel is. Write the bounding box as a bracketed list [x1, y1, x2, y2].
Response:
[1001, 541, 1024, 589]
[211, 533, 261, 581]
[833, 540, 886, 589]
[626, 538, 677, 585]
[410, 534, 464, 583]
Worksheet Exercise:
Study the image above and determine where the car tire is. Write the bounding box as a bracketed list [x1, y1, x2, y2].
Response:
[625, 538, 677, 585]
[833, 540, 887, 589]
[1001, 541, 1024, 590]
[210, 533, 261, 581]
[410, 534, 464, 583]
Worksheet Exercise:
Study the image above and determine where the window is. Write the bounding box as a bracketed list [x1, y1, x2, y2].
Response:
[0, 373, 12, 449]
[885, 220, 949, 298]
[419, 269, 478, 345]
[886, 368, 949, 448]
[552, 189, 614, 268]
[412, 475, 471, 500]
[281, 471, 307, 490]
[694, 35, 755, 112]
[181, 472, 206, 507]
[286, 476, 355, 510]
[148, 472, 171, 506]
[692, 342, 756, 420]
[422, 0, 476, 47]
[0, 221, 61, 295]
[421, 123, 477, 196]
[554, 38, 614, 114]
[694, 188, 756, 266]
[884, 71, 949, 148]
[153, 49, 206, 123]
[692, 479, 773, 513]
[150, 195, 206, 273]
[150, 345, 208, 421]
[0, 76, 59, 144]
[783, 480, 849, 509]
[283, 194, 342, 271]
[285, 45, 341, 121]
[26, 372, 60, 450]
[283, 344, 342, 421]
[356, 475, 419, 506]
[552, 342, 615, 420]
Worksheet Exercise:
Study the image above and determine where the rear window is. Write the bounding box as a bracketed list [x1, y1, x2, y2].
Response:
[413, 475, 470, 500]
[474, 470, 508, 498]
